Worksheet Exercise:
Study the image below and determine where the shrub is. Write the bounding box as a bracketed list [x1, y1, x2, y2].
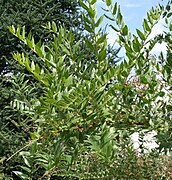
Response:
[3, 0, 172, 179]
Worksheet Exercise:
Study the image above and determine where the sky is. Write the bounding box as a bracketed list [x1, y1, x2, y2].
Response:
[96, 0, 169, 54]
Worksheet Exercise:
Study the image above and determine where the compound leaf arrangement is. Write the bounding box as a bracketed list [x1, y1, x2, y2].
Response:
[6, 0, 172, 179]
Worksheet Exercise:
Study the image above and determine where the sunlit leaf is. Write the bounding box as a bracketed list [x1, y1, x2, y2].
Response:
[106, 0, 112, 6]
[95, 15, 104, 27]
[122, 25, 128, 36]
[136, 29, 146, 40]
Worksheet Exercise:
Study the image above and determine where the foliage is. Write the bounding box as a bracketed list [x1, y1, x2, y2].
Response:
[0, 0, 81, 75]
[0, 0, 82, 178]
[2, 0, 172, 179]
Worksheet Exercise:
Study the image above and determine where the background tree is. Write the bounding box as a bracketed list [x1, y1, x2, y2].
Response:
[0, 0, 81, 75]
[0, 0, 83, 178]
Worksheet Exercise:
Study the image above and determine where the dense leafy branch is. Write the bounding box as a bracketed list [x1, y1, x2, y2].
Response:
[1, 0, 172, 179]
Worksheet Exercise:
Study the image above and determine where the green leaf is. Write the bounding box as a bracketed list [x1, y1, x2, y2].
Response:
[60, 44, 70, 55]
[62, 94, 72, 104]
[90, 0, 96, 5]
[13, 171, 29, 179]
[34, 64, 41, 80]
[98, 48, 106, 61]
[133, 36, 141, 51]
[16, 26, 22, 40]
[147, 12, 153, 25]
[64, 75, 73, 87]
[22, 156, 31, 167]
[86, 39, 94, 50]
[109, 25, 120, 32]
[22, 26, 26, 39]
[8, 25, 15, 34]
[19, 166, 31, 173]
[149, 119, 154, 127]
[106, 0, 112, 6]
[52, 21, 57, 32]
[121, 70, 128, 77]
[31, 37, 35, 49]
[133, 42, 140, 52]
[167, 12, 172, 18]
[85, 24, 93, 33]
[116, 8, 123, 25]
[113, 84, 122, 91]
[95, 15, 104, 27]
[87, 7, 96, 19]
[166, 5, 170, 11]
[31, 61, 35, 71]
[150, 9, 158, 20]
[170, 23, 172, 31]
[26, 38, 32, 49]
[82, 14, 92, 24]
[140, 76, 148, 84]
[143, 19, 151, 32]
[73, 40, 81, 54]
[97, 34, 106, 44]
[159, 91, 165, 97]
[125, 43, 132, 52]
[104, 14, 115, 21]
[122, 25, 128, 36]
[119, 35, 125, 43]
[35, 44, 43, 57]
[126, 51, 135, 60]
[112, 3, 117, 15]
[136, 29, 146, 40]
[79, 0, 88, 11]
[25, 56, 31, 71]
[114, 65, 121, 75]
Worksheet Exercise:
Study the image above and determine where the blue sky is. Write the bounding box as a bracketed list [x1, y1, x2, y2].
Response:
[103, 0, 166, 31]
[97, 0, 169, 53]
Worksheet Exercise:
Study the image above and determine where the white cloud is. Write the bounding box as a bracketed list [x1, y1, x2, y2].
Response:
[119, 0, 145, 8]
[123, 4, 142, 8]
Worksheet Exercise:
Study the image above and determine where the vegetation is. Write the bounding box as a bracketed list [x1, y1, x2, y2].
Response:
[0, 0, 82, 178]
[0, 0, 81, 75]
[1, 0, 172, 179]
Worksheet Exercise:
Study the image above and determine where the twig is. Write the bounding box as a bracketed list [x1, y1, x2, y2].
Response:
[6, 136, 45, 162]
